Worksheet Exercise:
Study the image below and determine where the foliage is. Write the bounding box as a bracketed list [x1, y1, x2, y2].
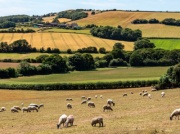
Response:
[162, 18, 180, 26]
[99, 47, 106, 54]
[113, 42, 124, 50]
[109, 58, 128, 67]
[0, 67, 17, 78]
[134, 38, 155, 50]
[0, 15, 34, 23]
[131, 19, 148, 24]
[0, 21, 16, 28]
[77, 46, 98, 53]
[0, 28, 35, 33]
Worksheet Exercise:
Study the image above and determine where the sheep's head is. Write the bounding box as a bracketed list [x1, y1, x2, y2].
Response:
[57, 124, 60, 129]
[113, 102, 115, 106]
[170, 116, 172, 120]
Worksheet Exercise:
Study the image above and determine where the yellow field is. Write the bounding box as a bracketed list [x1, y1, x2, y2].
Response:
[58, 18, 71, 23]
[0, 88, 179, 134]
[0, 33, 134, 51]
[71, 11, 180, 37]
[42, 16, 56, 23]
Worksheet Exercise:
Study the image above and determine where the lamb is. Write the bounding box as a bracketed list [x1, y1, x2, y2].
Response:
[100, 95, 103, 98]
[142, 92, 148, 97]
[29, 103, 39, 109]
[130, 92, 133, 94]
[65, 115, 74, 127]
[123, 93, 127, 97]
[11, 107, 19, 113]
[91, 117, 103, 127]
[103, 105, 113, 112]
[161, 92, 165, 97]
[67, 103, 72, 109]
[170, 108, 180, 120]
[57, 114, 68, 129]
[81, 96, 86, 99]
[28, 106, 38, 112]
[107, 99, 115, 106]
[13, 106, 21, 111]
[88, 101, 95, 108]
[151, 86, 157, 91]
[87, 97, 91, 101]
[22, 107, 30, 113]
[38, 104, 44, 109]
[148, 94, 152, 99]
[66, 98, 73, 101]
[139, 92, 142, 95]
[1, 107, 6, 111]
[95, 95, 98, 99]
[81, 100, 87, 104]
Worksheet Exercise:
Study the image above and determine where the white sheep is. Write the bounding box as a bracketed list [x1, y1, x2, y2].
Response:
[103, 105, 113, 112]
[81, 96, 86, 99]
[95, 95, 98, 98]
[57, 114, 68, 129]
[100, 95, 103, 98]
[88, 101, 95, 108]
[87, 97, 91, 101]
[91, 117, 103, 127]
[1, 107, 6, 111]
[139, 92, 142, 95]
[161, 92, 165, 97]
[130, 92, 133, 94]
[148, 94, 152, 99]
[22, 107, 30, 113]
[38, 104, 44, 109]
[81, 100, 87, 104]
[107, 99, 115, 106]
[123, 93, 127, 97]
[13, 106, 21, 111]
[28, 106, 38, 112]
[29, 103, 39, 109]
[67, 103, 72, 109]
[66, 98, 73, 101]
[11, 107, 19, 113]
[151, 86, 157, 91]
[170, 108, 180, 120]
[142, 92, 148, 97]
[65, 115, 74, 127]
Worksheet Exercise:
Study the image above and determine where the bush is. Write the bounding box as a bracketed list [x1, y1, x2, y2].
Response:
[109, 58, 128, 67]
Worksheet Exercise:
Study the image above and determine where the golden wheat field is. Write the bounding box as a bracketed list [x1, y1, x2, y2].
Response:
[0, 33, 134, 51]
[42, 16, 56, 23]
[72, 11, 180, 37]
[0, 87, 179, 134]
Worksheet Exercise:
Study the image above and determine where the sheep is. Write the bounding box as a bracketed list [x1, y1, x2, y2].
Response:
[170, 108, 180, 120]
[123, 93, 127, 97]
[142, 92, 148, 97]
[91, 117, 103, 127]
[22, 107, 30, 113]
[11, 107, 18, 113]
[1, 107, 6, 111]
[57, 114, 67, 129]
[151, 86, 157, 91]
[65, 115, 74, 127]
[95, 95, 98, 99]
[29, 103, 39, 109]
[130, 92, 133, 94]
[100, 95, 103, 98]
[66, 98, 73, 101]
[28, 106, 38, 112]
[103, 105, 113, 112]
[67, 103, 72, 109]
[81, 100, 87, 104]
[38, 104, 44, 109]
[87, 97, 91, 101]
[107, 99, 115, 106]
[161, 92, 165, 97]
[13, 106, 21, 111]
[81, 96, 86, 99]
[139, 92, 142, 95]
[148, 94, 152, 99]
[88, 101, 95, 108]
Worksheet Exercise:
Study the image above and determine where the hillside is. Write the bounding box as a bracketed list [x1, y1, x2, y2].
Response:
[71, 11, 180, 37]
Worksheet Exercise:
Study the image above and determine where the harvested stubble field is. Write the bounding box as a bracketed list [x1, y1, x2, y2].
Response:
[0, 33, 134, 51]
[72, 11, 180, 38]
[0, 87, 179, 134]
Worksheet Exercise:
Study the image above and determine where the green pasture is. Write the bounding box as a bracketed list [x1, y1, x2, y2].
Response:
[0, 53, 104, 60]
[0, 67, 168, 84]
[150, 39, 180, 50]
[43, 28, 90, 35]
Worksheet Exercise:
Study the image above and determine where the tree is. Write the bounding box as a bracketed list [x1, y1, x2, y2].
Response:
[113, 42, 124, 50]
[129, 50, 144, 66]
[134, 38, 155, 50]
[99, 47, 106, 54]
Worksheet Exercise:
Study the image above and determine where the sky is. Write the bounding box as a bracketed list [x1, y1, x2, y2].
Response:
[0, 0, 179, 16]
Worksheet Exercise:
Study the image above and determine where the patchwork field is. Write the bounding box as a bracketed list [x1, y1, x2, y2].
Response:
[0, 33, 134, 51]
[0, 88, 179, 134]
[0, 67, 168, 84]
[72, 11, 180, 37]
[150, 39, 180, 50]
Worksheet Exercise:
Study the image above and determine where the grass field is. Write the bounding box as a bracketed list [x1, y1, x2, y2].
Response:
[0, 33, 134, 51]
[0, 87, 179, 134]
[0, 62, 40, 69]
[0, 67, 168, 84]
[72, 11, 180, 38]
[150, 39, 180, 50]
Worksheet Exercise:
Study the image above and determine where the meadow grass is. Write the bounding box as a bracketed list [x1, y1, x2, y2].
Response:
[0, 87, 179, 134]
[0, 67, 168, 84]
[150, 39, 180, 50]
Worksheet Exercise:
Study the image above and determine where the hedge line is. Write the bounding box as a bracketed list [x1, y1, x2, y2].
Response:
[0, 80, 158, 90]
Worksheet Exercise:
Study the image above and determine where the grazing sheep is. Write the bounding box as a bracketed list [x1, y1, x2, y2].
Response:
[65, 115, 74, 127]
[28, 106, 38, 112]
[91, 117, 103, 127]
[170, 108, 180, 120]
[57, 114, 68, 129]
[67, 103, 72, 109]
[95, 95, 98, 99]
[88, 101, 95, 108]
[87, 97, 91, 101]
[22, 107, 30, 113]
[29, 103, 39, 109]
[81, 96, 86, 99]
[11, 107, 18, 113]
[66, 98, 73, 101]
[81, 100, 87, 104]
[123, 93, 127, 97]
[13, 106, 21, 111]
[130, 92, 133, 94]
[151, 86, 157, 91]
[38, 104, 44, 109]
[107, 99, 115, 106]
[148, 94, 152, 99]
[100, 95, 103, 98]
[161, 92, 165, 97]
[103, 105, 113, 112]
[1, 107, 6, 111]
[142, 92, 148, 97]
[139, 92, 142, 95]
